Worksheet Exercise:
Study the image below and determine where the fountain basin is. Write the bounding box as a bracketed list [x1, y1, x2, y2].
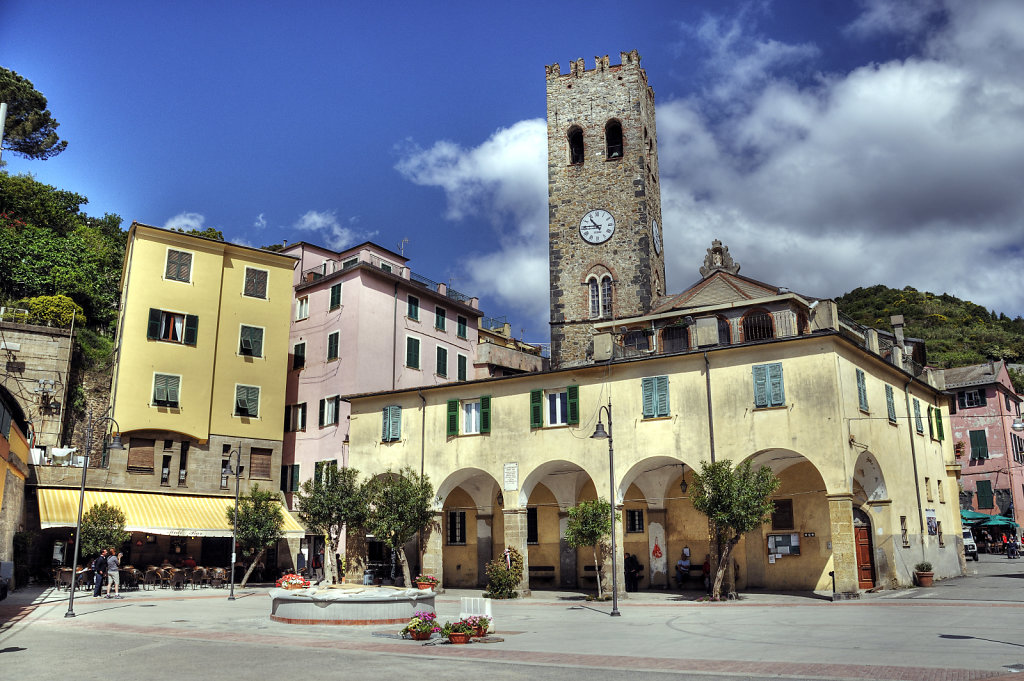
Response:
[269, 583, 435, 625]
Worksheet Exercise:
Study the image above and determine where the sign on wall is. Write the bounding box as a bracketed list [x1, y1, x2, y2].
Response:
[503, 463, 518, 491]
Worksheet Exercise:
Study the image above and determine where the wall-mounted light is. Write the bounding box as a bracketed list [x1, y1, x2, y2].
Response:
[1013, 418, 1024, 433]
[679, 463, 688, 494]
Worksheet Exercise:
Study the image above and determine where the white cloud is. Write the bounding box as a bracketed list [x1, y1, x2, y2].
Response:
[163, 211, 206, 231]
[292, 209, 376, 251]
[253, 213, 266, 230]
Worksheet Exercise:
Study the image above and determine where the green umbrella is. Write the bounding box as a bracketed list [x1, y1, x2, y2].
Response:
[980, 515, 1019, 528]
[961, 510, 992, 521]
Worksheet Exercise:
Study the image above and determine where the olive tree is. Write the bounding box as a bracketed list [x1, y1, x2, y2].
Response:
[564, 498, 616, 598]
[360, 467, 434, 588]
[79, 501, 129, 559]
[295, 463, 365, 584]
[226, 484, 284, 587]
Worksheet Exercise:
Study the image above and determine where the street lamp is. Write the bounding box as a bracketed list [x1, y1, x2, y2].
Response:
[1012, 418, 1024, 433]
[227, 447, 242, 601]
[590, 401, 621, 617]
[65, 409, 122, 618]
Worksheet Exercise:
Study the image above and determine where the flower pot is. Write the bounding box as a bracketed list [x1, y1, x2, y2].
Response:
[282, 584, 305, 590]
[915, 571, 934, 587]
[416, 582, 433, 590]
[448, 632, 470, 644]
[409, 630, 431, 641]
[474, 626, 488, 637]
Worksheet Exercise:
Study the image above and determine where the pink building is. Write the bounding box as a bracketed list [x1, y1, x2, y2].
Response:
[943, 361, 1024, 526]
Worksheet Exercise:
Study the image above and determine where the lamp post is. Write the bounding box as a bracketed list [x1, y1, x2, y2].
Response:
[65, 410, 123, 618]
[590, 401, 621, 617]
[227, 447, 242, 601]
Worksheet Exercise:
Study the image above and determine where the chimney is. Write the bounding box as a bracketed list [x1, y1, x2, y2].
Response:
[890, 315, 905, 350]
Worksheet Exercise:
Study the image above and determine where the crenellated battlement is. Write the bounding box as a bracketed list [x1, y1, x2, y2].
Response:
[545, 50, 643, 80]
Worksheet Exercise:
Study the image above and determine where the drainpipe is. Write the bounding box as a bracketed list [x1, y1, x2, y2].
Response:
[417, 388, 426, 576]
[392, 283, 399, 391]
[903, 379, 927, 560]
[704, 352, 716, 463]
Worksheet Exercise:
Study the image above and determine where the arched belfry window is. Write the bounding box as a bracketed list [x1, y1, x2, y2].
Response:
[742, 309, 774, 341]
[605, 120, 623, 159]
[662, 325, 689, 353]
[588, 274, 613, 318]
[568, 127, 584, 165]
[717, 316, 731, 345]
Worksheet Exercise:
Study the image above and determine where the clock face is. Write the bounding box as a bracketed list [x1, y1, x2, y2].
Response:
[652, 219, 662, 255]
[579, 209, 615, 244]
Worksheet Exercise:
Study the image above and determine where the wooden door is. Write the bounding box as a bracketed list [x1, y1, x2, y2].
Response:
[854, 525, 874, 589]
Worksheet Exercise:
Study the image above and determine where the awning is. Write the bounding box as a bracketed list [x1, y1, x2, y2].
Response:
[37, 489, 306, 537]
[979, 515, 1019, 528]
[961, 509, 993, 521]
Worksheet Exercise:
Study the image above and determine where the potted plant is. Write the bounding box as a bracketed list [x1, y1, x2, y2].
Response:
[414, 574, 439, 590]
[400, 611, 440, 641]
[276, 573, 310, 590]
[914, 561, 934, 587]
[954, 441, 966, 458]
[463, 614, 492, 636]
[442, 619, 475, 644]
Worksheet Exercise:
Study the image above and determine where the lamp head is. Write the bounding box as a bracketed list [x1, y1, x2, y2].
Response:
[1013, 418, 1024, 433]
[679, 463, 688, 494]
[107, 433, 124, 450]
[591, 421, 609, 440]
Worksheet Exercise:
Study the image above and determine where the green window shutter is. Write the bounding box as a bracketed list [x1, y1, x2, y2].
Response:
[567, 385, 579, 425]
[246, 386, 259, 416]
[752, 365, 768, 407]
[330, 283, 341, 310]
[281, 466, 289, 492]
[913, 399, 923, 434]
[406, 338, 419, 369]
[768, 363, 785, 407]
[154, 375, 167, 402]
[167, 376, 180, 405]
[292, 464, 300, 492]
[655, 375, 670, 417]
[327, 332, 339, 361]
[856, 369, 868, 411]
[935, 408, 945, 440]
[885, 385, 896, 423]
[183, 315, 199, 346]
[253, 328, 263, 356]
[319, 398, 326, 427]
[446, 399, 459, 436]
[641, 377, 655, 418]
[530, 390, 543, 428]
[436, 347, 447, 377]
[457, 316, 467, 338]
[147, 308, 162, 339]
[927, 406, 934, 438]
[408, 296, 419, 320]
[458, 355, 467, 381]
[976, 479, 994, 509]
[970, 430, 988, 459]
[391, 406, 402, 441]
[382, 407, 390, 441]
[480, 395, 491, 434]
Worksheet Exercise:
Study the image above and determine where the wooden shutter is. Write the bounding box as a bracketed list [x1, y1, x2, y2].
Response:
[641, 377, 655, 418]
[293, 343, 305, 369]
[319, 399, 326, 427]
[976, 479, 994, 509]
[153, 374, 168, 403]
[979, 389, 988, 406]
[655, 375, 670, 417]
[446, 399, 459, 436]
[436, 347, 447, 377]
[530, 390, 543, 428]
[406, 338, 419, 369]
[314, 460, 324, 485]
[480, 395, 491, 434]
[913, 399, 923, 433]
[927, 406, 934, 438]
[768, 363, 784, 407]
[957, 391, 967, 409]
[183, 315, 199, 346]
[969, 430, 988, 459]
[390, 406, 401, 441]
[250, 448, 272, 479]
[458, 355, 467, 381]
[753, 365, 768, 408]
[330, 283, 341, 309]
[856, 369, 868, 411]
[935, 408, 944, 440]
[382, 407, 390, 441]
[292, 464, 300, 492]
[245, 268, 268, 298]
[147, 308, 162, 339]
[127, 438, 155, 473]
[281, 465, 290, 492]
[567, 385, 579, 425]
[885, 385, 896, 423]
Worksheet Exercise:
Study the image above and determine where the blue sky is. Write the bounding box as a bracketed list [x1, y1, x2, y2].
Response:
[3, 0, 1024, 343]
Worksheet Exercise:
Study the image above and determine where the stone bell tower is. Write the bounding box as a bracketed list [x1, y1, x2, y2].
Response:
[546, 51, 666, 368]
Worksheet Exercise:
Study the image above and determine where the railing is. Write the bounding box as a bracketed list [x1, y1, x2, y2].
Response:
[410, 272, 437, 289]
[0, 307, 29, 323]
[480, 316, 507, 331]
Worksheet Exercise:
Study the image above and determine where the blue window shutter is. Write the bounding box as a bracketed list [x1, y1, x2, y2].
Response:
[656, 375, 670, 417]
[446, 399, 459, 436]
[530, 390, 543, 428]
[885, 385, 896, 423]
[856, 369, 868, 411]
[567, 385, 579, 425]
[753, 365, 769, 408]
[147, 308, 162, 339]
[768, 363, 784, 407]
[480, 395, 491, 434]
[381, 407, 390, 441]
[641, 377, 655, 418]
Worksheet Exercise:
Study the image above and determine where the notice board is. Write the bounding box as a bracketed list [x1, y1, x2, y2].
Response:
[767, 533, 801, 556]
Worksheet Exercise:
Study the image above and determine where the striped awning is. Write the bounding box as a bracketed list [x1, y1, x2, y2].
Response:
[37, 488, 306, 537]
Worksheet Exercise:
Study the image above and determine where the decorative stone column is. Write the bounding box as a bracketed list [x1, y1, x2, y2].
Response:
[503, 507, 531, 596]
[865, 499, 894, 588]
[420, 511, 444, 592]
[827, 493, 860, 600]
[476, 513, 493, 589]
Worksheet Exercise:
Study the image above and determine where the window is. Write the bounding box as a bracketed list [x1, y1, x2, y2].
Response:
[406, 337, 420, 369]
[327, 331, 339, 361]
[605, 120, 623, 159]
[933, 406, 945, 440]
[329, 283, 342, 310]
[589, 275, 613, 318]
[1006, 394, 1013, 412]
[449, 396, 490, 436]
[969, 429, 989, 459]
[279, 463, 300, 493]
[161, 454, 171, 485]
[435, 306, 446, 331]
[239, 325, 263, 357]
[885, 385, 897, 424]
[641, 376, 670, 418]
[1013, 434, 1024, 464]
[937, 521, 944, 547]
[457, 315, 468, 339]
[407, 295, 419, 321]
[960, 389, 985, 408]
[250, 448, 272, 479]
[900, 516, 909, 547]
[380, 262, 393, 273]
[662, 325, 689, 353]
[235, 385, 260, 417]
[319, 396, 339, 427]
[165, 249, 192, 282]
[925, 477, 932, 501]
[243, 267, 268, 298]
[752, 363, 785, 408]
[286, 403, 307, 432]
[526, 507, 538, 544]
[447, 510, 466, 545]
[626, 509, 644, 533]
[938, 480, 944, 503]
[742, 310, 774, 341]
[531, 386, 579, 427]
[152, 374, 180, 407]
[856, 369, 868, 412]
[178, 443, 188, 487]
[382, 405, 401, 442]
[292, 342, 305, 370]
[147, 309, 199, 345]
[457, 354, 468, 382]
[717, 316, 731, 345]
[296, 296, 309, 320]
[927, 406, 934, 438]
[127, 438, 155, 474]
[624, 330, 649, 352]
[913, 399, 923, 434]
[567, 126, 584, 165]
[977, 479, 994, 509]
[436, 346, 448, 377]
[315, 460, 338, 486]
[771, 499, 794, 530]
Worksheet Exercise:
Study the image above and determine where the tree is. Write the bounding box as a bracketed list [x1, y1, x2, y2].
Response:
[564, 498, 615, 598]
[0, 68, 68, 161]
[12, 294, 84, 327]
[175, 226, 224, 241]
[690, 459, 780, 600]
[360, 467, 434, 588]
[79, 502, 130, 560]
[295, 463, 365, 584]
[226, 484, 284, 587]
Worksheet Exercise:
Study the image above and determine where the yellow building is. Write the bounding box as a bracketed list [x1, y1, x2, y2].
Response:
[36, 223, 303, 571]
[0, 386, 31, 586]
[346, 244, 962, 599]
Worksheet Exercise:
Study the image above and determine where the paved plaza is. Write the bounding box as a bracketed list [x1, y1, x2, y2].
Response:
[2, 555, 1023, 681]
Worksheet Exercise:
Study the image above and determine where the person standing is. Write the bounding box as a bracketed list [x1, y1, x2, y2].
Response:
[624, 552, 640, 592]
[106, 548, 123, 599]
[92, 549, 108, 598]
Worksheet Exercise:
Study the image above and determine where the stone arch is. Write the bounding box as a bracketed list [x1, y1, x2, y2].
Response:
[740, 307, 775, 342]
[604, 118, 624, 159]
[567, 125, 584, 165]
[436, 467, 502, 588]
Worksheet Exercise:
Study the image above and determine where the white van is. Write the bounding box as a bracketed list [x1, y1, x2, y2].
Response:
[963, 528, 979, 561]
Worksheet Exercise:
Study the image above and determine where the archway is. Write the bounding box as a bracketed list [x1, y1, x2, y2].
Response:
[436, 468, 502, 588]
[853, 507, 875, 589]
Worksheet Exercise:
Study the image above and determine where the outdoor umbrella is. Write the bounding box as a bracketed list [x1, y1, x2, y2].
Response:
[961, 510, 992, 522]
[979, 515, 1019, 528]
